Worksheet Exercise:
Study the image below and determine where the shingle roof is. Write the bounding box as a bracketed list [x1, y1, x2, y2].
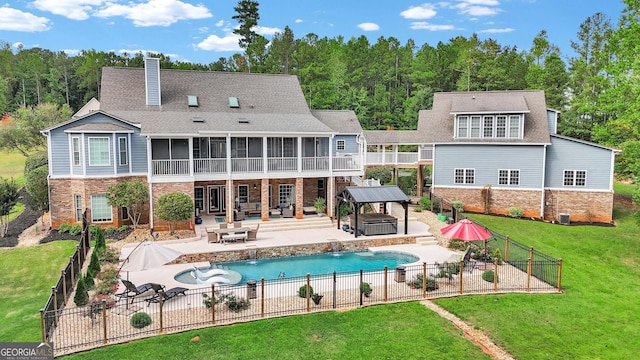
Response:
[99, 67, 334, 135]
[363, 130, 426, 145]
[65, 123, 132, 132]
[311, 110, 363, 133]
[418, 90, 551, 144]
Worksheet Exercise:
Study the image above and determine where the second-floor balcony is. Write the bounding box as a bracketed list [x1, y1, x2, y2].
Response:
[365, 146, 433, 166]
[152, 154, 360, 176]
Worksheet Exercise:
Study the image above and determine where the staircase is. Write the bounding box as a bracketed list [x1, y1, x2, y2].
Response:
[415, 235, 438, 246]
[255, 216, 335, 232]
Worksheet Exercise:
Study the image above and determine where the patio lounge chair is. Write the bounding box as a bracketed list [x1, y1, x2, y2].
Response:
[247, 224, 260, 240]
[461, 246, 477, 273]
[145, 283, 188, 306]
[115, 279, 156, 304]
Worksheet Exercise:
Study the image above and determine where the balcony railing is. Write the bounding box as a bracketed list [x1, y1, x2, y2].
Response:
[152, 154, 361, 176]
[153, 159, 189, 176]
[365, 149, 433, 166]
[302, 157, 329, 171]
[194, 158, 226, 174]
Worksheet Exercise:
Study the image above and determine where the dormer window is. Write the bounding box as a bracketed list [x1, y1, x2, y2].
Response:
[456, 114, 523, 139]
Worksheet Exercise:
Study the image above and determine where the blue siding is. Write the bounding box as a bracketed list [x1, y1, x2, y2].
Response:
[545, 137, 612, 190]
[434, 144, 545, 188]
[49, 113, 145, 176]
[546, 110, 557, 134]
[333, 135, 359, 155]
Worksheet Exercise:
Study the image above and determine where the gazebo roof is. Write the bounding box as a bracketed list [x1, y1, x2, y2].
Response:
[338, 186, 410, 204]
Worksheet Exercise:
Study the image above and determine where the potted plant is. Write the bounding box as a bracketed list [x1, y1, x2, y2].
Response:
[314, 197, 327, 216]
[311, 293, 323, 305]
[360, 282, 372, 297]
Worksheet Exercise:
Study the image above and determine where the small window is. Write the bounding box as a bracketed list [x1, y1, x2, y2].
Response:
[336, 140, 345, 151]
[454, 168, 474, 184]
[499, 169, 520, 186]
[457, 116, 469, 138]
[187, 95, 198, 107]
[121, 206, 129, 221]
[228, 96, 239, 108]
[564, 170, 586, 187]
[88, 137, 110, 166]
[91, 194, 112, 222]
[118, 137, 128, 166]
[72, 137, 81, 166]
[74, 194, 82, 222]
[496, 116, 507, 138]
[238, 184, 249, 204]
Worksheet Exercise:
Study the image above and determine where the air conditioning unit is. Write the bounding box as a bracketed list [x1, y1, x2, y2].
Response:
[559, 213, 570, 225]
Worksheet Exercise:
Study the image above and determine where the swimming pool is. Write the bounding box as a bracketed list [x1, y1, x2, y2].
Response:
[174, 250, 419, 285]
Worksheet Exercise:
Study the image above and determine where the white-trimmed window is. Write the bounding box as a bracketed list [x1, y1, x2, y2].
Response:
[456, 114, 521, 139]
[118, 137, 128, 166]
[279, 184, 295, 206]
[336, 140, 345, 151]
[498, 169, 520, 186]
[237, 184, 249, 204]
[194, 187, 204, 213]
[74, 194, 82, 222]
[91, 194, 112, 222]
[72, 137, 81, 166]
[454, 168, 475, 184]
[88, 137, 110, 166]
[564, 170, 586, 187]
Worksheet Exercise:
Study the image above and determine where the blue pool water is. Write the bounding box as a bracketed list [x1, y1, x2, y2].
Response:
[174, 251, 419, 285]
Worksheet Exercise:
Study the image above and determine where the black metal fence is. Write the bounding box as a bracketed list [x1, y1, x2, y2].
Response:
[40, 211, 91, 342]
[47, 257, 559, 356]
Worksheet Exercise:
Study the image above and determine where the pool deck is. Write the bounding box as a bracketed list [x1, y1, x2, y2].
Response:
[119, 216, 460, 292]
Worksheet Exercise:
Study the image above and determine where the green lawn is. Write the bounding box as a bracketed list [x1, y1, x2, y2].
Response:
[0, 241, 78, 342]
[614, 181, 636, 199]
[0, 149, 26, 186]
[436, 205, 640, 359]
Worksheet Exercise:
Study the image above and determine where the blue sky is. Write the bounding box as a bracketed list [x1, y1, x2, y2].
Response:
[0, 0, 626, 64]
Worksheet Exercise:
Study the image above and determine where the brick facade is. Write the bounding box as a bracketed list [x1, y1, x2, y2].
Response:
[49, 176, 149, 229]
[544, 190, 614, 223]
[434, 187, 543, 218]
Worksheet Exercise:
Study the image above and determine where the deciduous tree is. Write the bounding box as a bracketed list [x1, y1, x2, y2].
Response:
[106, 180, 149, 228]
[156, 192, 193, 234]
[0, 177, 19, 238]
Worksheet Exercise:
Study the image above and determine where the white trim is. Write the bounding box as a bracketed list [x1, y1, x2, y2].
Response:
[336, 139, 346, 151]
[90, 194, 112, 223]
[432, 184, 542, 192]
[64, 129, 134, 134]
[562, 169, 587, 187]
[545, 187, 612, 193]
[451, 110, 531, 115]
[112, 133, 117, 174]
[49, 172, 148, 180]
[127, 133, 132, 173]
[609, 151, 615, 192]
[497, 169, 520, 186]
[237, 184, 249, 204]
[88, 136, 111, 166]
[81, 135, 86, 175]
[71, 136, 81, 167]
[453, 168, 475, 185]
[540, 144, 547, 218]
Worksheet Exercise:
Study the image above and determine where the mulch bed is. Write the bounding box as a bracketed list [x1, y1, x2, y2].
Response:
[0, 189, 43, 247]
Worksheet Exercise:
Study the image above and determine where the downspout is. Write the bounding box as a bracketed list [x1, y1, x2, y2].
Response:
[540, 144, 547, 219]
[45, 131, 53, 229]
[146, 136, 154, 230]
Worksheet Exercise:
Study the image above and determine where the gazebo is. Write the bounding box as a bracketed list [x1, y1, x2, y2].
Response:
[336, 186, 411, 238]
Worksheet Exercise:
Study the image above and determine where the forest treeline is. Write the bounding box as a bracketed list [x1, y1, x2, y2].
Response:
[1, 0, 639, 178]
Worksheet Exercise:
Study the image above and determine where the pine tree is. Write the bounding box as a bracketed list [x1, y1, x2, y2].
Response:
[94, 226, 106, 254]
[74, 273, 89, 306]
[88, 250, 101, 277]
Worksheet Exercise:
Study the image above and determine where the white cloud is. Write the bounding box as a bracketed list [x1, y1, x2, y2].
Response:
[94, 0, 212, 27]
[0, 7, 50, 32]
[464, 0, 499, 5]
[215, 20, 224, 27]
[479, 27, 514, 33]
[461, 6, 499, 16]
[61, 49, 81, 56]
[195, 33, 242, 52]
[254, 25, 281, 36]
[12, 41, 24, 48]
[32, 0, 104, 21]
[295, 19, 302, 23]
[358, 22, 380, 31]
[410, 22, 456, 31]
[400, 4, 437, 20]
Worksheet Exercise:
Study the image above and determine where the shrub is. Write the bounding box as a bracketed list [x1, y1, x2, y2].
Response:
[73, 273, 89, 306]
[482, 270, 498, 283]
[98, 247, 119, 264]
[407, 274, 439, 291]
[397, 173, 417, 196]
[117, 225, 130, 232]
[472, 247, 493, 262]
[493, 248, 503, 265]
[298, 284, 313, 298]
[88, 250, 101, 276]
[156, 192, 193, 234]
[418, 197, 431, 211]
[360, 282, 372, 297]
[58, 223, 71, 233]
[202, 291, 225, 309]
[84, 270, 95, 289]
[68, 224, 82, 236]
[508, 207, 524, 218]
[448, 239, 467, 251]
[224, 294, 250, 313]
[311, 293, 323, 305]
[435, 262, 460, 281]
[89, 224, 100, 238]
[93, 226, 106, 253]
[451, 201, 464, 212]
[95, 268, 119, 295]
[130, 312, 153, 328]
[104, 226, 117, 236]
[365, 166, 392, 185]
